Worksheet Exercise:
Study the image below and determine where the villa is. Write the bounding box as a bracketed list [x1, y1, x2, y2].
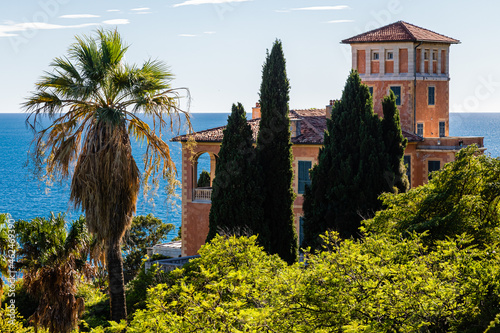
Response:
[171, 21, 484, 257]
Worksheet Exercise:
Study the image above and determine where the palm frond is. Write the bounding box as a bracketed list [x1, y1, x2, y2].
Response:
[98, 28, 128, 68]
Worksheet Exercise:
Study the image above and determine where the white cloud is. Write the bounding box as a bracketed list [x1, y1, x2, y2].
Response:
[179, 34, 196, 37]
[0, 22, 98, 37]
[131, 7, 150, 11]
[0, 18, 130, 38]
[203, 31, 216, 34]
[173, 0, 251, 8]
[107, 9, 120, 12]
[135, 12, 152, 15]
[275, 9, 291, 13]
[327, 19, 354, 23]
[102, 19, 130, 25]
[59, 14, 100, 19]
[291, 6, 349, 11]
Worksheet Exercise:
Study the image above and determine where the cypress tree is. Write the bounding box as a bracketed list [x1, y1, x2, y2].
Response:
[381, 91, 409, 193]
[207, 103, 265, 242]
[256, 40, 297, 264]
[303, 70, 393, 250]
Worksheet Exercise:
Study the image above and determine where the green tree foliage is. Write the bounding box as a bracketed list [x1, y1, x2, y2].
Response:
[256, 40, 297, 264]
[207, 103, 265, 243]
[0, 214, 13, 305]
[3, 280, 39, 324]
[122, 214, 174, 283]
[14, 214, 94, 333]
[364, 145, 500, 247]
[77, 282, 110, 331]
[196, 170, 211, 188]
[303, 70, 393, 249]
[23, 29, 190, 322]
[104, 233, 500, 332]
[0, 304, 35, 333]
[381, 90, 409, 193]
[125, 235, 287, 332]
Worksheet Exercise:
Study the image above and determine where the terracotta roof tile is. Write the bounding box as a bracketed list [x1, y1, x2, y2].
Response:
[172, 108, 422, 145]
[402, 129, 424, 142]
[342, 21, 459, 44]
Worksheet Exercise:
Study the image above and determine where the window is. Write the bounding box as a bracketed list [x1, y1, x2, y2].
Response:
[417, 123, 424, 136]
[296, 121, 301, 137]
[428, 160, 441, 180]
[390, 86, 401, 105]
[299, 217, 305, 248]
[298, 161, 312, 194]
[432, 50, 437, 61]
[368, 86, 373, 96]
[424, 49, 429, 60]
[404, 155, 411, 188]
[439, 121, 445, 137]
[372, 52, 379, 60]
[386, 51, 393, 60]
[428, 86, 435, 105]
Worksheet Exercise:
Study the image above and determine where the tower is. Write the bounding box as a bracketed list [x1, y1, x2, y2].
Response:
[342, 21, 459, 138]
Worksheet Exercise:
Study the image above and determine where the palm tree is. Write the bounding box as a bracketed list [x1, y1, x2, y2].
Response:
[15, 214, 94, 333]
[23, 29, 190, 322]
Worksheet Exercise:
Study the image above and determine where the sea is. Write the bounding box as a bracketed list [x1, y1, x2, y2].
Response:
[1, 112, 499, 241]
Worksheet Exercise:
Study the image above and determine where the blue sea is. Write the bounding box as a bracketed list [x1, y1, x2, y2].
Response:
[0, 112, 499, 240]
[0, 112, 233, 241]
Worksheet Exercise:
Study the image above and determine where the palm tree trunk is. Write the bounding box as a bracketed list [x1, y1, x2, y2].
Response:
[107, 242, 127, 322]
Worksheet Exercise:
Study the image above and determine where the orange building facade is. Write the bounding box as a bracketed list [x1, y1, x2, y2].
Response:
[173, 21, 484, 256]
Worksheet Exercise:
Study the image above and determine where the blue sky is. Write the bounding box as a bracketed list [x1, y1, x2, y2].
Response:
[1, 0, 499, 113]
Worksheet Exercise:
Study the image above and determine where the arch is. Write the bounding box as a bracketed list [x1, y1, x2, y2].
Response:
[191, 151, 218, 202]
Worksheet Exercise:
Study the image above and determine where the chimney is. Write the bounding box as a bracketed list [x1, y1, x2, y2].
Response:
[326, 99, 335, 119]
[252, 102, 261, 119]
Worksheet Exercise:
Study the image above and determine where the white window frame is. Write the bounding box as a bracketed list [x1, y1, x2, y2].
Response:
[424, 49, 429, 60]
[417, 123, 424, 136]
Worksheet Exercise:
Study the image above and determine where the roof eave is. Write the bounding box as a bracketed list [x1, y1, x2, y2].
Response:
[341, 38, 460, 45]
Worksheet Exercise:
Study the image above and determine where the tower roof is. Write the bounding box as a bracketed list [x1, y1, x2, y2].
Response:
[341, 21, 460, 44]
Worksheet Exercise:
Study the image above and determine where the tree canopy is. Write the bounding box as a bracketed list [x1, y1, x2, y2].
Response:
[303, 70, 394, 249]
[363, 145, 500, 248]
[381, 90, 409, 193]
[14, 214, 94, 333]
[256, 40, 297, 264]
[207, 103, 265, 243]
[118, 232, 500, 332]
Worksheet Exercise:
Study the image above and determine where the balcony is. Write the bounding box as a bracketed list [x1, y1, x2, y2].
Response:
[193, 187, 212, 203]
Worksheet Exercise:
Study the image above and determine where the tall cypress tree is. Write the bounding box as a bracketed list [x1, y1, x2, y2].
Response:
[381, 91, 409, 193]
[303, 70, 393, 250]
[256, 40, 297, 264]
[207, 103, 265, 242]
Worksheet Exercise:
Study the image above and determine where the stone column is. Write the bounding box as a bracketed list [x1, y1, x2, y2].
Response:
[380, 46, 385, 74]
[420, 46, 425, 74]
[437, 47, 442, 75]
[366, 48, 371, 75]
[394, 47, 399, 74]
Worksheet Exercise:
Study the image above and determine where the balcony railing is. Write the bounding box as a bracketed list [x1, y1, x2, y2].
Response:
[193, 187, 212, 202]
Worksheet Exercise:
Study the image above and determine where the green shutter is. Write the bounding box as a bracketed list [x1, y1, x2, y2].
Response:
[298, 161, 312, 194]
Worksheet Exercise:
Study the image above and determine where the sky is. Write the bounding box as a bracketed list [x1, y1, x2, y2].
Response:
[1, 0, 500, 113]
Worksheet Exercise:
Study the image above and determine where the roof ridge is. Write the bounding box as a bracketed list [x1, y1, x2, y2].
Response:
[401, 21, 459, 43]
[399, 21, 417, 41]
